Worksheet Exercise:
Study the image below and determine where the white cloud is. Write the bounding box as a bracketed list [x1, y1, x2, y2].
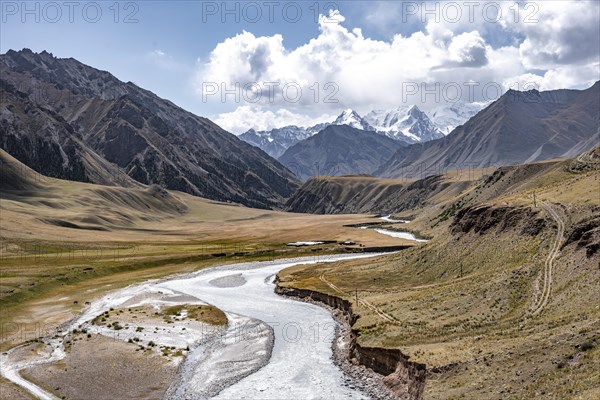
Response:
[196, 4, 598, 130]
[507, 64, 600, 92]
[514, 1, 600, 70]
[447, 31, 488, 66]
[198, 10, 513, 110]
[197, 32, 285, 85]
[213, 106, 334, 134]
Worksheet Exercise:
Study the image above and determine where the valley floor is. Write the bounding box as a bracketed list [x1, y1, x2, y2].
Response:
[1, 150, 599, 399]
[1, 151, 417, 398]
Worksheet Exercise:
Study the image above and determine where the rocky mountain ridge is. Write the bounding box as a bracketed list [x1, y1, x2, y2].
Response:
[376, 82, 600, 179]
[0, 49, 299, 209]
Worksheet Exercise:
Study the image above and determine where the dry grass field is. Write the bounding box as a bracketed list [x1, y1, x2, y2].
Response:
[0, 149, 408, 354]
[1, 148, 598, 399]
[279, 157, 600, 399]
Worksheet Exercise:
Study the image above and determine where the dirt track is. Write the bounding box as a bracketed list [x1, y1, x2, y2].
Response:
[531, 202, 565, 316]
[320, 271, 396, 323]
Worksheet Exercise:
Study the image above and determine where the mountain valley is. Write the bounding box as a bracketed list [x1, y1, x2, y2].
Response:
[1, 48, 598, 400]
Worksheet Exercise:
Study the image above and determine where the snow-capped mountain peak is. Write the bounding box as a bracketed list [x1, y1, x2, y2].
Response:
[239, 125, 311, 158]
[239, 102, 486, 158]
[333, 109, 375, 131]
[364, 105, 444, 143]
[426, 101, 488, 135]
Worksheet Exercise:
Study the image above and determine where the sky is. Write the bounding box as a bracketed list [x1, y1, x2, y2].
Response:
[1, 0, 599, 133]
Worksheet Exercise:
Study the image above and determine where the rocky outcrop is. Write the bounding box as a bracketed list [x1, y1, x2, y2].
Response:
[563, 215, 600, 257]
[450, 204, 547, 237]
[450, 203, 600, 257]
[275, 285, 426, 399]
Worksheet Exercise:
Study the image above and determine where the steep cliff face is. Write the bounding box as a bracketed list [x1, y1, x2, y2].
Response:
[0, 84, 124, 186]
[562, 216, 600, 257]
[0, 49, 299, 209]
[450, 203, 600, 262]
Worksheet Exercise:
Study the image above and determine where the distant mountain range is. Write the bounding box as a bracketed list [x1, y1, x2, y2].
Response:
[377, 82, 600, 178]
[242, 82, 599, 182]
[278, 125, 404, 180]
[364, 105, 444, 143]
[239, 124, 327, 159]
[426, 101, 489, 135]
[239, 104, 483, 159]
[0, 49, 299, 209]
[3, 49, 597, 205]
[332, 109, 378, 132]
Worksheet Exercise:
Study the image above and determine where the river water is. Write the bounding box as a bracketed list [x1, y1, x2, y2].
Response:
[373, 229, 429, 243]
[160, 253, 387, 399]
[2, 253, 390, 400]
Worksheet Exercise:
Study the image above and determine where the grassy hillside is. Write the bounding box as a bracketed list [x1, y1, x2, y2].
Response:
[279, 153, 600, 399]
[285, 168, 496, 214]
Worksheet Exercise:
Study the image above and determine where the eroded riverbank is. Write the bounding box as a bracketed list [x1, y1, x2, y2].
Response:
[2, 253, 393, 399]
[274, 285, 426, 400]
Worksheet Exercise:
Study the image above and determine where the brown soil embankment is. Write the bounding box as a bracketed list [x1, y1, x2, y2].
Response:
[274, 285, 426, 399]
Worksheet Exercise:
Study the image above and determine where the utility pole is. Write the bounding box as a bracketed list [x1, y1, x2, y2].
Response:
[533, 192, 537, 207]
[460, 263, 463, 278]
[355, 288, 358, 305]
